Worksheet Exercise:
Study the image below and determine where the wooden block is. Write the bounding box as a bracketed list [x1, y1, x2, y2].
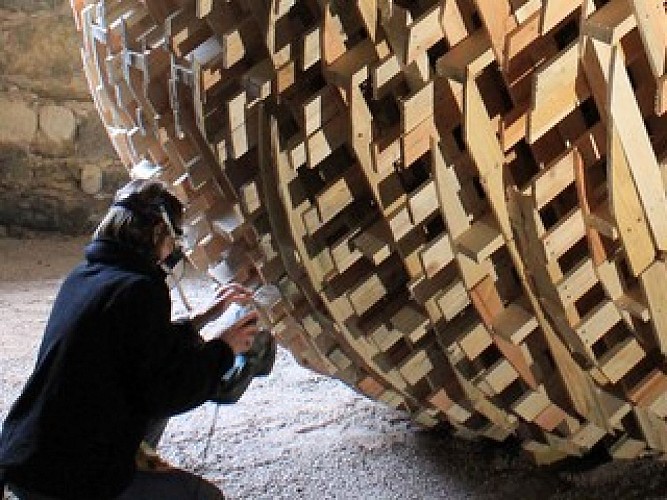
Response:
[328, 347, 352, 371]
[402, 116, 435, 167]
[352, 220, 392, 265]
[316, 176, 355, 225]
[432, 140, 472, 239]
[399, 349, 433, 385]
[436, 29, 494, 82]
[470, 274, 504, 328]
[406, 5, 444, 62]
[436, 280, 470, 321]
[615, 288, 651, 323]
[609, 435, 646, 460]
[540, 0, 582, 35]
[541, 208, 585, 261]
[388, 205, 413, 242]
[575, 299, 622, 349]
[446, 402, 474, 424]
[494, 332, 538, 389]
[372, 53, 401, 100]
[239, 180, 261, 215]
[503, 10, 540, 64]
[428, 388, 454, 412]
[357, 374, 385, 399]
[242, 58, 274, 101]
[512, 388, 550, 422]
[419, 233, 455, 278]
[325, 38, 376, 88]
[302, 85, 340, 136]
[455, 212, 504, 263]
[493, 302, 538, 344]
[570, 422, 607, 449]
[528, 42, 590, 144]
[657, 74, 667, 116]
[599, 337, 645, 383]
[634, 407, 667, 452]
[210, 202, 245, 241]
[534, 404, 568, 432]
[348, 273, 386, 316]
[330, 236, 363, 274]
[301, 25, 321, 71]
[390, 305, 430, 343]
[458, 321, 493, 360]
[556, 258, 597, 307]
[400, 81, 434, 134]
[583, 0, 635, 45]
[306, 114, 347, 168]
[533, 148, 576, 209]
[484, 358, 519, 394]
[408, 179, 438, 226]
[471, 0, 515, 65]
[587, 204, 618, 240]
[370, 324, 402, 351]
[628, 368, 667, 418]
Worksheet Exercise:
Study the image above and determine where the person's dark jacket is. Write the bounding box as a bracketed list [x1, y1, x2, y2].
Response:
[0, 239, 234, 499]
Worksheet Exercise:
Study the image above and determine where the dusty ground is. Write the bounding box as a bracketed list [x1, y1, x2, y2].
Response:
[2, 235, 667, 500]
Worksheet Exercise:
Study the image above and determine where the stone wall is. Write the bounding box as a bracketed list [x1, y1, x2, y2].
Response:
[0, 1, 126, 235]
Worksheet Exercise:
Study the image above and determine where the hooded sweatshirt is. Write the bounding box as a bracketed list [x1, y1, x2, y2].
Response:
[0, 239, 234, 499]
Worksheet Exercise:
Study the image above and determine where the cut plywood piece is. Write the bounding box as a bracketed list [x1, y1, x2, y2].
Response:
[455, 212, 504, 263]
[493, 302, 538, 344]
[432, 139, 472, 240]
[639, 259, 667, 355]
[610, 46, 667, 251]
[628, 0, 667, 78]
[608, 125, 656, 276]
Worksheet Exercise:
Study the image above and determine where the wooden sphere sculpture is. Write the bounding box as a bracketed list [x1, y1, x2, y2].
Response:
[71, 0, 667, 463]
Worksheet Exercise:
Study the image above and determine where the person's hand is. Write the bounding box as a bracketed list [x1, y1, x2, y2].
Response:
[190, 283, 254, 331]
[219, 309, 260, 354]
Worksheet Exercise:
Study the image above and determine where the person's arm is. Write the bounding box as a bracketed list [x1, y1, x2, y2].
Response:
[188, 283, 254, 332]
[116, 278, 257, 417]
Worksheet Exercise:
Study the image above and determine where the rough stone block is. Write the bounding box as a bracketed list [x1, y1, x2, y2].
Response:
[0, 99, 38, 145]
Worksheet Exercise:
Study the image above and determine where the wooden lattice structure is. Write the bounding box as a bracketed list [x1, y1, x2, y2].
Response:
[70, 0, 667, 464]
